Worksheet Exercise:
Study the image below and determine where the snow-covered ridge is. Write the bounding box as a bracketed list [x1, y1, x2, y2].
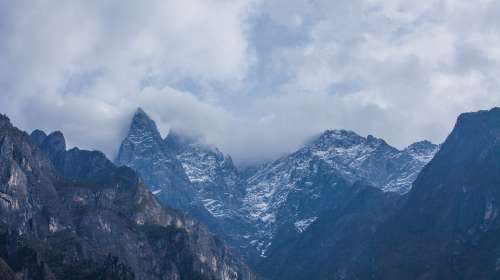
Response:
[241, 129, 439, 256]
[404, 140, 440, 163]
[116, 109, 255, 258]
[117, 109, 439, 260]
[294, 217, 318, 233]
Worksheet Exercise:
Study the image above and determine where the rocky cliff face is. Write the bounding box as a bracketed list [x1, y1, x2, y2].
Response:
[115, 108, 194, 211]
[259, 107, 500, 280]
[257, 182, 402, 280]
[11, 105, 498, 280]
[116, 109, 258, 260]
[0, 113, 255, 280]
[374, 107, 500, 280]
[164, 130, 246, 219]
[163, 131, 257, 260]
[242, 129, 438, 256]
[116, 109, 439, 264]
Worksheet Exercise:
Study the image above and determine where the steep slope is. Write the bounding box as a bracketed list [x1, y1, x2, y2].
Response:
[164, 131, 246, 218]
[164, 131, 256, 259]
[115, 109, 439, 264]
[116, 109, 257, 260]
[0, 113, 256, 280]
[115, 108, 194, 210]
[258, 107, 500, 280]
[374, 107, 500, 280]
[243, 130, 438, 256]
[258, 182, 402, 280]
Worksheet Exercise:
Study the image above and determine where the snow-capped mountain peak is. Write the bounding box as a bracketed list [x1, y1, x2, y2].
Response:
[116, 110, 439, 261]
[116, 111, 255, 258]
[242, 129, 439, 256]
[129, 107, 163, 141]
[403, 140, 440, 163]
[115, 108, 193, 210]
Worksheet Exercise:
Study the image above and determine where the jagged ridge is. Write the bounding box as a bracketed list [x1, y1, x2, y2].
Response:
[116, 108, 438, 263]
[0, 113, 256, 280]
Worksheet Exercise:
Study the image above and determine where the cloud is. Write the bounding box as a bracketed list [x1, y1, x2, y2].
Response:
[0, 0, 256, 158]
[1, 0, 500, 165]
[257, 0, 500, 149]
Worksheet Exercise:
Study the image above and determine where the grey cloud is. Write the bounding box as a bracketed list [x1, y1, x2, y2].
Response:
[1, 0, 500, 166]
[257, 0, 500, 149]
[0, 0, 256, 159]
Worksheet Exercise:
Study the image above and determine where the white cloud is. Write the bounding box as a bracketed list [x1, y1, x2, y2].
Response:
[1, 0, 500, 165]
[0, 0, 256, 158]
[260, 0, 500, 149]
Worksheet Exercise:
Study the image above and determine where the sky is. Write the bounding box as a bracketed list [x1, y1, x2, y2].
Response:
[1, 0, 500, 165]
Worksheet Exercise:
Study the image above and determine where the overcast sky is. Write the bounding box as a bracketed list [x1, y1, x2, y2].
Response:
[1, 0, 500, 165]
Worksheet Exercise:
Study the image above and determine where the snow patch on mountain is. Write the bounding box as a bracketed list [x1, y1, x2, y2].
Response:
[294, 217, 318, 233]
[117, 109, 439, 261]
[152, 189, 162, 195]
[241, 129, 439, 256]
[202, 198, 227, 218]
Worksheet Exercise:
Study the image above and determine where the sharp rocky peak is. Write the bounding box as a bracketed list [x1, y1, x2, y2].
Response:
[128, 107, 162, 139]
[311, 129, 391, 150]
[415, 106, 500, 185]
[452, 107, 500, 144]
[116, 110, 253, 260]
[41, 131, 66, 155]
[317, 129, 361, 141]
[115, 108, 194, 210]
[3, 113, 256, 280]
[30, 129, 47, 146]
[0, 114, 12, 129]
[404, 140, 439, 162]
[311, 129, 438, 159]
[370, 107, 500, 280]
[405, 140, 436, 150]
[115, 108, 171, 166]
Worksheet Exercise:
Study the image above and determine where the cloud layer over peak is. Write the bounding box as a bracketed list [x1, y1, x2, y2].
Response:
[1, 0, 500, 165]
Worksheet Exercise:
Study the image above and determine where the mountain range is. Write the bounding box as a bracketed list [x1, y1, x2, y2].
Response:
[0, 114, 255, 279]
[2, 106, 500, 280]
[259, 108, 500, 279]
[114, 108, 438, 264]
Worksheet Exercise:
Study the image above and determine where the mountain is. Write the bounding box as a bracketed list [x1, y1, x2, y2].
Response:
[116, 109, 438, 266]
[374, 107, 500, 279]
[242, 129, 438, 256]
[0, 113, 255, 279]
[257, 182, 402, 280]
[6, 104, 497, 280]
[164, 130, 246, 215]
[116, 109, 257, 260]
[259, 107, 500, 280]
[115, 108, 194, 210]
[163, 131, 257, 259]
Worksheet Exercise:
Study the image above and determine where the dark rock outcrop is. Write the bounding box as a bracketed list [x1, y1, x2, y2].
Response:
[243, 129, 438, 257]
[30, 129, 47, 147]
[0, 113, 255, 280]
[116, 109, 258, 261]
[258, 182, 402, 280]
[374, 107, 500, 280]
[115, 108, 195, 211]
[259, 107, 500, 280]
[116, 109, 439, 267]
